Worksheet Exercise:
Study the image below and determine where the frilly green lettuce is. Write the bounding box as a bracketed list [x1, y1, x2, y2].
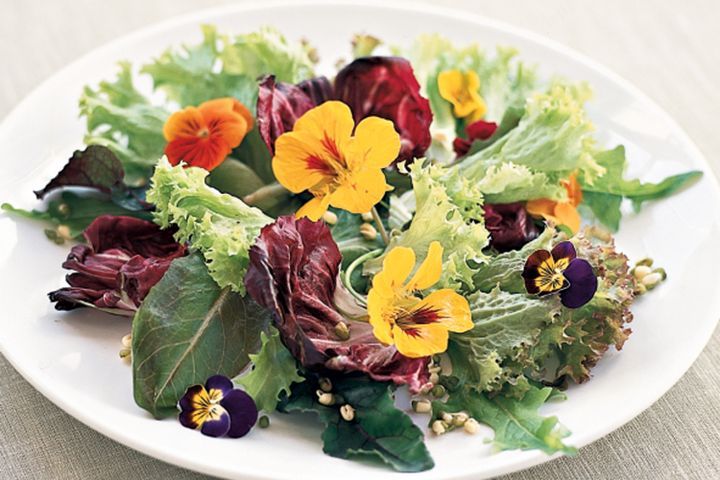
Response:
[447, 227, 636, 394]
[79, 62, 169, 186]
[450, 82, 604, 203]
[142, 25, 316, 109]
[364, 161, 489, 289]
[147, 158, 272, 294]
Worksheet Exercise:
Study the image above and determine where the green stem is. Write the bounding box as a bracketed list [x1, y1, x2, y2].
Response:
[371, 206, 390, 245]
[342, 248, 383, 306]
[242, 182, 289, 206]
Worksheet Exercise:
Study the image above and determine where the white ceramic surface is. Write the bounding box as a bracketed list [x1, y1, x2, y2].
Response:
[1, 2, 719, 479]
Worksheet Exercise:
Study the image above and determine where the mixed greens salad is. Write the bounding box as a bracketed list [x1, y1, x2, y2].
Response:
[2, 26, 701, 472]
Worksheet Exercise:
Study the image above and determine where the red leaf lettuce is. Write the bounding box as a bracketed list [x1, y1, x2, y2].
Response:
[49, 215, 187, 314]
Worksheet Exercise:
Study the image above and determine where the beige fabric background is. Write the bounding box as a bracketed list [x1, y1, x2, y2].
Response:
[1, 1, 719, 479]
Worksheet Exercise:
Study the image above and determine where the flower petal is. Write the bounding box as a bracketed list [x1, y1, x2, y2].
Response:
[295, 193, 332, 221]
[526, 198, 557, 218]
[350, 116, 401, 169]
[406, 241, 443, 291]
[163, 107, 204, 141]
[292, 100, 354, 147]
[328, 167, 389, 215]
[178, 384, 208, 429]
[221, 389, 258, 438]
[272, 131, 331, 193]
[199, 406, 231, 437]
[413, 289, 473, 333]
[367, 288, 395, 345]
[205, 375, 234, 398]
[373, 246, 416, 294]
[392, 323, 449, 358]
[553, 202, 581, 234]
[522, 249, 552, 295]
[560, 258, 598, 308]
[551, 241, 577, 270]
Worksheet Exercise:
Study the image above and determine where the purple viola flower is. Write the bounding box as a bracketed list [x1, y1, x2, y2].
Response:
[178, 375, 258, 438]
[522, 241, 598, 308]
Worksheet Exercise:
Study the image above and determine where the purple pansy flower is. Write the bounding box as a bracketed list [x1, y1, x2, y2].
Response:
[178, 375, 258, 438]
[522, 241, 598, 308]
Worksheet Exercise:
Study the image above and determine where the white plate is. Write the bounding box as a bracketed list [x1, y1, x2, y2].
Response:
[1, 1, 719, 479]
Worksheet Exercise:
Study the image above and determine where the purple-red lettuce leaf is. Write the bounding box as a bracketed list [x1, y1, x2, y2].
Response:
[49, 215, 187, 314]
[245, 216, 431, 393]
[335, 56, 432, 162]
[484, 202, 539, 252]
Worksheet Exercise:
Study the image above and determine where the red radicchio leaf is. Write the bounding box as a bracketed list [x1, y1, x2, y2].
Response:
[484, 202, 539, 252]
[245, 216, 431, 393]
[256, 75, 333, 155]
[334, 57, 433, 162]
[453, 120, 498, 157]
[49, 215, 187, 313]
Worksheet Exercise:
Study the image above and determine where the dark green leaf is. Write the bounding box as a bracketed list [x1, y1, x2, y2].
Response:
[283, 377, 434, 472]
[439, 384, 575, 455]
[132, 253, 270, 418]
[34, 145, 125, 199]
[581, 146, 702, 230]
[2, 191, 152, 241]
[233, 128, 276, 185]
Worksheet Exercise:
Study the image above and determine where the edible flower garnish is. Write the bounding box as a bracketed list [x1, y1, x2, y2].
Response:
[522, 241, 598, 308]
[437, 70, 487, 122]
[272, 100, 400, 221]
[178, 375, 258, 438]
[526, 174, 583, 233]
[367, 241, 473, 358]
[163, 97, 253, 171]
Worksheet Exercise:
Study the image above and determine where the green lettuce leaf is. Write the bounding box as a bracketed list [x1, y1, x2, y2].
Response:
[141, 25, 259, 108]
[580, 146, 703, 231]
[447, 288, 558, 393]
[450, 83, 603, 204]
[132, 253, 270, 418]
[283, 377, 434, 472]
[2, 191, 152, 243]
[364, 161, 489, 289]
[437, 384, 575, 455]
[235, 327, 303, 413]
[147, 158, 272, 294]
[449, 227, 635, 392]
[79, 62, 168, 186]
[220, 26, 317, 84]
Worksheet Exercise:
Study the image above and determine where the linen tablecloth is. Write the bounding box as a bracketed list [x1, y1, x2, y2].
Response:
[2, 1, 719, 478]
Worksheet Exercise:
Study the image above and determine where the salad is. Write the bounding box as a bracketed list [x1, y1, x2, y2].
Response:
[2, 26, 701, 472]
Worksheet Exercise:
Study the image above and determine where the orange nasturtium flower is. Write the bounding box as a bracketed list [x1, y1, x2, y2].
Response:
[163, 97, 253, 171]
[272, 101, 401, 221]
[526, 173, 583, 233]
[367, 241, 473, 358]
[437, 69, 487, 122]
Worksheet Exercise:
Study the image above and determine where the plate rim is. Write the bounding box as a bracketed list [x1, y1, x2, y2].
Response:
[1, 1, 719, 479]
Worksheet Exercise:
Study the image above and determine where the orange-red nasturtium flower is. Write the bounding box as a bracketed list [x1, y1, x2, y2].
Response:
[272, 100, 401, 221]
[526, 173, 583, 234]
[163, 98, 253, 171]
[367, 241, 473, 358]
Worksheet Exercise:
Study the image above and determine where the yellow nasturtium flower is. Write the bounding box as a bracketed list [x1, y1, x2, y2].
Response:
[437, 69, 487, 122]
[526, 174, 583, 234]
[272, 101, 401, 221]
[367, 241, 473, 358]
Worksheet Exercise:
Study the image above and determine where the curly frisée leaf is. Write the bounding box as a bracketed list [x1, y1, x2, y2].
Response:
[147, 158, 272, 294]
[235, 327, 303, 413]
[132, 253, 270, 418]
[364, 161, 489, 289]
[283, 377, 434, 472]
